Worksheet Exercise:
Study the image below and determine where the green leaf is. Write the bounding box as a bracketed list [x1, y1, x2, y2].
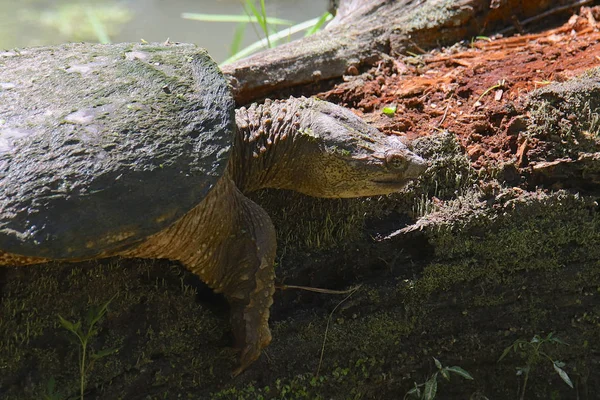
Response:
[433, 357, 442, 370]
[91, 347, 119, 360]
[86, 306, 98, 326]
[220, 14, 333, 65]
[553, 362, 574, 388]
[446, 366, 474, 380]
[244, 1, 260, 21]
[440, 368, 450, 381]
[382, 105, 396, 117]
[423, 376, 438, 400]
[58, 315, 75, 332]
[244, 0, 269, 42]
[73, 321, 82, 335]
[43, 376, 62, 400]
[47, 376, 56, 394]
[406, 385, 420, 397]
[550, 336, 569, 346]
[90, 293, 118, 327]
[259, 0, 268, 28]
[498, 345, 513, 362]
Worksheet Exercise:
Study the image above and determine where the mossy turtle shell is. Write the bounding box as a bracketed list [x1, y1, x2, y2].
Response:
[0, 43, 234, 259]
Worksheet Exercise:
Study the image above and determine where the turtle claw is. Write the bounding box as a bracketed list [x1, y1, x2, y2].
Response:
[230, 301, 273, 377]
[231, 365, 245, 378]
[222, 193, 276, 376]
[232, 334, 270, 377]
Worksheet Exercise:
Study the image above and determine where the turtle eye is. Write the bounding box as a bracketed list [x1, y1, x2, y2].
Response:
[384, 151, 408, 171]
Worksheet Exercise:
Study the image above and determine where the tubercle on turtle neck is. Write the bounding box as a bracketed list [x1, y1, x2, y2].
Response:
[229, 98, 310, 194]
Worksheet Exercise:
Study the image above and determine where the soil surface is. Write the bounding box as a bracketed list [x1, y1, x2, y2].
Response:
[321, 7, 600, 173]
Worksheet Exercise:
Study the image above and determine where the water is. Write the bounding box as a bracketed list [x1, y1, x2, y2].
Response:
[0, 0, 329, 63]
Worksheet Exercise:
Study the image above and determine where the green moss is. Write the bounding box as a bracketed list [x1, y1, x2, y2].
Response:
[428, 189, 600, 264]
[411, 132, 475, 200]
[210, 356, 390, 399]
[402, 188, 600, 304]
[253, 190, 372, 252]
[2, 246, 598, 399]
[0, 259, 227, 399]
[525, 67, 600, 159]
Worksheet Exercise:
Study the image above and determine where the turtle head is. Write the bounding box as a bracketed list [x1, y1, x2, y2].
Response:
[287, 98, 427, 198]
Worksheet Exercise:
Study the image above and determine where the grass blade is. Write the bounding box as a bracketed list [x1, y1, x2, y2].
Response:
[58, 315, 76, 333]
[181, 13, 292, 26]
[305, 11, 331, 36]
[260, 0, 269, 32]
[243, 1, 269, 48]
[230, 22, 247, 56]
[220, 13, 333, 65]
[84, 6, 111, 44]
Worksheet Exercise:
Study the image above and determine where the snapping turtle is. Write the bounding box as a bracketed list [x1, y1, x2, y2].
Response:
[0, 43, 426, 374]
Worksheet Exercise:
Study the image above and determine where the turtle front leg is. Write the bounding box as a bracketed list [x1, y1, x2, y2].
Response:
[124, 177, 277, 375]
[226, 249, 275, 376]
[217, 193, 277, 376]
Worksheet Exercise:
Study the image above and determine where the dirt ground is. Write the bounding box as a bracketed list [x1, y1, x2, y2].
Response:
[321, 6, 600, 174]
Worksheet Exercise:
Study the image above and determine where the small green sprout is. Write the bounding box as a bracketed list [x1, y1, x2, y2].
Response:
[382, 105, 397, 117]
[58, 293, 119, 400]
[43, 377, 62, 400]
[499, 332, 573, 400]
[405, 357, 474, 400]
[474, 79, 506, 105]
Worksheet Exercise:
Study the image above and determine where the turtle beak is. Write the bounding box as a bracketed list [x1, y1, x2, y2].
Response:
[368, 148, 427, 191]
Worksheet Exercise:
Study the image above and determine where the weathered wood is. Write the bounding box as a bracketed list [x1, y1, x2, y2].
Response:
[223, 0, 589, 104]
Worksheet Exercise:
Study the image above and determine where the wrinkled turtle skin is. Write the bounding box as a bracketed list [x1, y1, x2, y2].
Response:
[0, 43, 427, 375]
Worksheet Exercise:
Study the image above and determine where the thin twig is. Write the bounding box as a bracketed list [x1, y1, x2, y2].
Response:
[437, 103, 451, 127]
[315, 285, 361, 376]
[408, 40, 427, 55]
[499, 0, 592, 35]
[276, 283, 361, 295]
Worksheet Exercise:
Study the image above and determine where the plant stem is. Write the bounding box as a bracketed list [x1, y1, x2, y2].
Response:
[259, 0, 270, 48]
[80, 338, 87, 400]
[520, 370, 529, 400]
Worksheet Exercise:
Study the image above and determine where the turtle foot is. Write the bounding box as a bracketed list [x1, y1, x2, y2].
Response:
[231, 321, 272, 377]
[229, 276, 274, 375]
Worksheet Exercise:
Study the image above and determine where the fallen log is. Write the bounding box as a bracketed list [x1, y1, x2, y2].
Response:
[223, 0, 592, 104]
